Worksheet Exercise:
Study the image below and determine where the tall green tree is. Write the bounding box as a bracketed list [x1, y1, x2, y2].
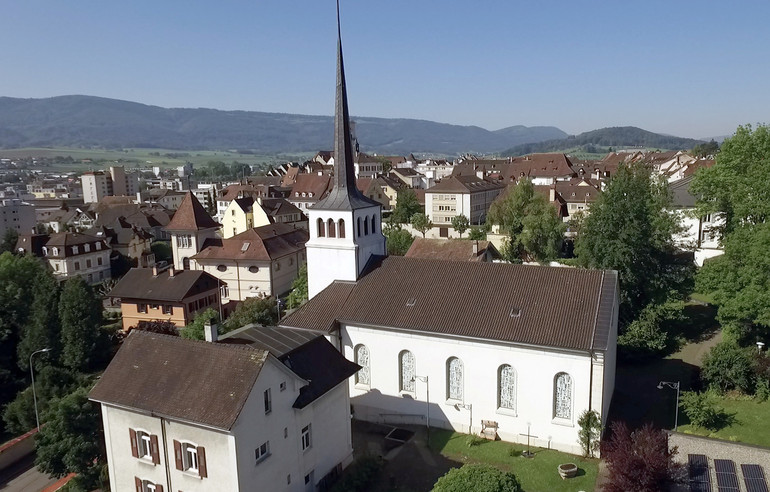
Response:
[692, 125, 770, 342]
[410, 213, 433, 238]
[18, 271, 62, 371]
[576, 163, 694, 325]
[451, 215, 470, 236]
[487, 179, 564, 262]
[383, 223, 414, 256]
[0, 228, 19, 254]
[286, 263, 308, 309]
[59, 277, 103, 371]
[391, 189, 422, 224]
[222, 296, 278, 331]
[35, 386, 107, 490]
[180, 308, 220, 340]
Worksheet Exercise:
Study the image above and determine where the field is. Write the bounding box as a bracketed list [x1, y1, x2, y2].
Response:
[0, 147, 314, 172]
[678, 396, 770, 448]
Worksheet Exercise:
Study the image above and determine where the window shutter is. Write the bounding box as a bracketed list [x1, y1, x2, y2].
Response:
[173, 440, 183, 470]
[150, 434, 160, 465]
[197, 446, 207, 478]
[134, 477, 142, 492]
[129, 428, 138, 458]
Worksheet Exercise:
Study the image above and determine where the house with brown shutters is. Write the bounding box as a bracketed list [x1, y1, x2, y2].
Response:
[107, 266, 222, 331]
[89, 328, 360, 492]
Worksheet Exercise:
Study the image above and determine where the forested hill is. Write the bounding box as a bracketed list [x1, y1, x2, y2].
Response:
[500, 126, 705, 156]
[0, 95, 567, 155]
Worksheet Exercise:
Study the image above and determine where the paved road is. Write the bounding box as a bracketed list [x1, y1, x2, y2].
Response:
[0, 456, 59, 492]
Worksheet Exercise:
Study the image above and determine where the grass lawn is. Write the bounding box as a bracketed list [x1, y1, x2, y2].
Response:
[677, 396, 770, 448]
[428, 430, 598, 492]
[689, 292, 716, 305]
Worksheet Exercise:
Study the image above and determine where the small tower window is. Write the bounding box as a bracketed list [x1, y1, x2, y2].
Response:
[327, 218, 336, 238]
[364, 216, 369, 235]
[317, 218, 325, 237]
[357, 217, 361, 237]
[371, 214, 377, 234]
[338, 219, 345, 238]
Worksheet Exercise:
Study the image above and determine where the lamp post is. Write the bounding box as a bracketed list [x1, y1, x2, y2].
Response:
[30, 348, 51, 431]
[657, 381, 680, 431]
[412, 375, 429, 446]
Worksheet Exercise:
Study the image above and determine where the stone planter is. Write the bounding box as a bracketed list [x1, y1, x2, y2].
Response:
[558, 463, 578, 479]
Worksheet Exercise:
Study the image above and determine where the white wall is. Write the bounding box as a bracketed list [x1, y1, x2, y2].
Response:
[342, 324, 605, 455]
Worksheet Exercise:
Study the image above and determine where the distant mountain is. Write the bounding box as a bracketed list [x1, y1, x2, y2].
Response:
[0, 95, 567, 155]
[500, 126, 706, 156]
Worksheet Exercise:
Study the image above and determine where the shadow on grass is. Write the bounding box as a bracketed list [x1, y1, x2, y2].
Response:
[674, 303, 720, 344]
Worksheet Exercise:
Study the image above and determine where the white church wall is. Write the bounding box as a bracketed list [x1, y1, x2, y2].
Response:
[342, 324, 603, 456]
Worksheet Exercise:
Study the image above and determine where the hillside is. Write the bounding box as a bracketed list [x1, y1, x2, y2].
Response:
[0, 95, 566, 155]
[500, 126, 705, 156]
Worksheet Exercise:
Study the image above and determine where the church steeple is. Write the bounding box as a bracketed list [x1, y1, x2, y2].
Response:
[312, 0, 379, 211]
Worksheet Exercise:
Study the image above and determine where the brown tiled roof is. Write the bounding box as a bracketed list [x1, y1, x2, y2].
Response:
[42, 232, 110, 258]
[413, 189, 426, 205]
[89, 331, 268, 430]
[281, 257, 617, 352]
[356, 178, 373, 194]
[164, 192, 219, 231]
[108, 268, 219, 302]
[683, 159, 715, 177]
[427, 176, 504, 194]
[554, 178, 601, 203]
[192, 223, 308, 262]
[289, 174, 332, 201]
[405, 238, 500, 262]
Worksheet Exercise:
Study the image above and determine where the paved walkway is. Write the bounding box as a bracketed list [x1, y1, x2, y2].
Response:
[0, 456, 59, 492]
[669, 432, 770, 491]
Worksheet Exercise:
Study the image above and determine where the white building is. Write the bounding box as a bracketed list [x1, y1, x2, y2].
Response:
[0, 198, 36, 237]
[670, 176, 724, 266]
[16, 232, 111, 285]
[165, 192, 221, 271]
[89, 329, 360, 492]
[81, 166, 140, 203]
[424, 175, 504, 226]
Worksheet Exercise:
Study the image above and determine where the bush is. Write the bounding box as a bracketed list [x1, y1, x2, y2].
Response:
[465, 434, 485, 447]
[618, 302, 685, 358]
[329, 455, 382, 492]
[433, 464, 521, 492]
[577, 409, 603, 457]
[679, 391, 735, 430]
[701, 341, 756, 394]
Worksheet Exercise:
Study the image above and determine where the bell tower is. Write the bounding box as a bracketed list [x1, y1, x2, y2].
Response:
[306, 1, 385, 299]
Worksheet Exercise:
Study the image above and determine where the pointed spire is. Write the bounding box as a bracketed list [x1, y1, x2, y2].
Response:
[312, 0, 379, 211]
[165, 191, 220, 231]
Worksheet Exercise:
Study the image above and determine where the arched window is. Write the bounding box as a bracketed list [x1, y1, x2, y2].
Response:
[498, 365, 516, 411]
[371, 214, 377, 234]
[364, 216, 369, 235]
[52, 247, 59, 256]
[327, 218, 336, 238]
[354, 345, 370, 386]
[357, 217, 362, 237]
[317, 218, 325, 237]
[182, 257, 190, 270]
[446, 357, 463, 401]
[554, 372, 573, 420]
[338, 219, 346, 238]
[399, 350, 415, 392]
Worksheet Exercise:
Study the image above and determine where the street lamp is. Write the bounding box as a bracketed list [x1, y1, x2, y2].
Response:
[412, 375, 429, 446]
[657, 380, 680, 431]
[30, 348, 51, 431]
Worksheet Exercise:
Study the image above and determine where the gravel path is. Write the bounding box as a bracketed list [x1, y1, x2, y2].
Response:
[668, 432, 770, 491]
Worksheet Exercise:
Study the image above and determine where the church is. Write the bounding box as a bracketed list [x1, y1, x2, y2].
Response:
[279, 12, 619, 457]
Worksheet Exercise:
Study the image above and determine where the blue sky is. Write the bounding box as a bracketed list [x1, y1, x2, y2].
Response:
[2, 1, 768, 139]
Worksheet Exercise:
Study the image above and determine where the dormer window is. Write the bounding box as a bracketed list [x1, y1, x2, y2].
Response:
[52, 247, 59, 256]
[96, 242, 101, 250]
[84, 244, 90, 253]
[42, 246, 48, 256]
[72, 246, 79, 255]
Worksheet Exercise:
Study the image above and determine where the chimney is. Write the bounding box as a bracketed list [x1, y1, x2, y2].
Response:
[472, 240, 479, 255]
[549, 183, 556, 202]
[204, 321, 218, 342]
[152, 265, 159, 276]
[168, 267, 176, 277]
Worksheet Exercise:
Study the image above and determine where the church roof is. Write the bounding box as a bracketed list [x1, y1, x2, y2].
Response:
[165, 191, 219, 231]
[281, 256, 617, 352]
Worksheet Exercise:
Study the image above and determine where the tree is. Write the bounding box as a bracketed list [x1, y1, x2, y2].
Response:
[701, 341, 756, 394]
[35, 386, 107, 490]
[410, 213, 432, 238]
[617, 301, 685, 358]
[468, 227, 486, 241]
[679, 391, 733, 430]
[3, 366, 80, 435]
[391, 189, 422, 224]
[577, 409, 603, 458]
[576, 163, 694, 326]
[433, 464, 521, 492]
[180, 308, 220, 340]
[18, 271, 62, 371]
[0, 228, 19, 254]
[286, 263, 308, 309]
[451, 215, 470, 236]
[691, 139, 719, 158]
[487, 179, 564, 262]
[222, 295, 278, 331]
[602, 421, 684, 492]
[150, 241, 173, 262]
[383, 224, 414, 256]
[58, 277, 103, 371]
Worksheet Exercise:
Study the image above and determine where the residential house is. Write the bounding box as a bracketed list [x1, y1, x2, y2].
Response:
[390, 168, 431, 189]
[81, 166, 139, 203]
[405, 237, 501, 262]
[108, 266, 221, 331]
[554, 178, 601, 220]
[1, 198, 36, 237]
[286, 174, 332, 212]
[669, 176, 724, 266]
[87, 218, 155, 268]
[89, 330, 359, 492]
[16, 232, 111, 284]
[221, 197, 306, 239]
[425, 175, 504, 227]
[191, 224, 308, 301]
[165, 192, 220, 271]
